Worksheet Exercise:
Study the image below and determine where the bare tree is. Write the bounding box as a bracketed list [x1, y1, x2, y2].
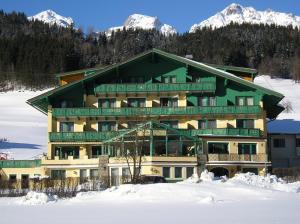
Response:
[122, 127, 147, 184]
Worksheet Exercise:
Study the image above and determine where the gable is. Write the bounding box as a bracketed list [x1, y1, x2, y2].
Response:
[27, 48, 284, 119]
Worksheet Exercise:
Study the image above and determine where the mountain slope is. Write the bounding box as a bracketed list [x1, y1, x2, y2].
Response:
[190, 3, 300, 32]
[28, 9, 73, 27]
[107, 14, 177, 36]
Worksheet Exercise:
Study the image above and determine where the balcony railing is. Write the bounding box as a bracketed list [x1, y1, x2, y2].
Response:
[52, 106, 262, 117]
[94, 82, 216, 94]
[49, 131, 125, 142]
[207, 153, 268, 162]
[49, 128, 262, 143]
[187, 128, 262, 137]
[0, 159, 41, 168]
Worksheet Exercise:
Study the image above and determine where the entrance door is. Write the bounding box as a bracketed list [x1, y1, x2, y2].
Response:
[21, 174, 29, 189]
[111, 168, 120, 186]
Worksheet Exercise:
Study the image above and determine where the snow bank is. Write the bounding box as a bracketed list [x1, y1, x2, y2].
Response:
[19, 191, 57, 205]
[228, 172, 300, 193]
[200, 170, 215, 181]
[182, 174, 201, 183]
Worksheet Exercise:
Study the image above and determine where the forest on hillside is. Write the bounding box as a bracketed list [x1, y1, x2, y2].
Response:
[0, 10, 300, 90]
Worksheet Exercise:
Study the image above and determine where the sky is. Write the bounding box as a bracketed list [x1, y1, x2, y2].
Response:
[1, 0, 300, 32]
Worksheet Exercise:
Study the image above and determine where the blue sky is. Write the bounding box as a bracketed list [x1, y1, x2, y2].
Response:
[1, 0, 300, 32]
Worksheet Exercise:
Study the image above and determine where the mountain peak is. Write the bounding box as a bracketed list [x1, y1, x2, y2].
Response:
[28, 10, 73, 28]
[107, 13, 176, 36]
[190, 3, 300, 32]
[223, 3, 243, 15]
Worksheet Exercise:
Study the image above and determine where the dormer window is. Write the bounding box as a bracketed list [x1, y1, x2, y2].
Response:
[236, 96, 254, 106]
[160, 97, 178, 107]
[162, 76, 176, 83]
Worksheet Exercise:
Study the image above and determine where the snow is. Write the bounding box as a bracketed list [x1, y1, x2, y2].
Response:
[106, 14, 177, 36]
[19, 191, 57, 205]
[254, 75, 300, 133]
[28, 9, 73, 28]
[190, 3, 300, 32]
[0, 90, 48, 159]
[1, 172, 300, 224]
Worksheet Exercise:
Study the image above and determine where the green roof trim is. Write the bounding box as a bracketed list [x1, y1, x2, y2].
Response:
[205, 63, 258, 76]
[55, 67, 105, 78]
[27, 48, 284, 118]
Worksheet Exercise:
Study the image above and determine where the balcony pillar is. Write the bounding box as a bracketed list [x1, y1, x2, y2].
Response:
[80, 145, 87, 159]
[150, 123, 154, 157]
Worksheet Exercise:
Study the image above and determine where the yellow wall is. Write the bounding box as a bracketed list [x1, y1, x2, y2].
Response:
[0, 167, 45, 180]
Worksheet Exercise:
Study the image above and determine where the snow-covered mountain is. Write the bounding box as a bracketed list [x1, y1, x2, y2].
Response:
[106, 14, 177, 36]
[28, 10, 73, 28]
[190, 3, 300, 32]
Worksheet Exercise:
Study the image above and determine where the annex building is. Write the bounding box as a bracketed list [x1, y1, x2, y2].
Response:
[0, 49, 284, 184]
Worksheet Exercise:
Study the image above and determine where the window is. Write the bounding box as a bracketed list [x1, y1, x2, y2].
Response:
[296, 138, 300, 147]
[160, 98, 178, 107]
[60, 122, 74, 132]
[175, 167, 182, 178]
[246, 97, 254, 106]
[98, 98, 116, 108]
[51, 170, 66, 179]
[238, 143, 257, 155]
[208, 142, 229, 154]
[55, 146, 79, 159]
[160, 120, 178, 128]
[242, 168, 258, 175]
[199, 120, 216, 129]
[207, 120, 217, 129]
[91, 146, 103, 158]
[273, 139, 285, 148]
[186, 167, 194, 178]
[162, 76, 176, 83]
[198, 120, 206, 129]
[9, 174, 17, 182]
[90, 169, 99, 179]
[209, 97, 216, 106]
[128, 98, 146, 107]
[198, 97, 207, 106]
[122, 168, 130, 177]
[163, 167, 170, 178]
[236, 96, 254, 106]
[98, 121, 117, 131]
[237, 97, 245, 106]
[198, 97, 216, 106]
[236, 119, 254, 129]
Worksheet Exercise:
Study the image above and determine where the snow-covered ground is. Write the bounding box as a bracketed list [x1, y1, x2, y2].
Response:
[0, 172, 299, 224]
[0, 90, 48, 159]
[254, 75, 300, 133]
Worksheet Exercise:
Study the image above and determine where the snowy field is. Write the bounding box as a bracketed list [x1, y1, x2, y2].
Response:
[254, 75, 300, 133]
[0, 75, 300, 159]
[0, 172, 300, 224]
[0, 90, 48, 159]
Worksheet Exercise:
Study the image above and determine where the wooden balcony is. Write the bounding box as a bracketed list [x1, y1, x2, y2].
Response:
[207, 153, 268, 162]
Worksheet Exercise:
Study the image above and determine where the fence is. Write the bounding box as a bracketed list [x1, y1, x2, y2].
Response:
[0, 177, 110, 198]
[272, 168, 300, 183]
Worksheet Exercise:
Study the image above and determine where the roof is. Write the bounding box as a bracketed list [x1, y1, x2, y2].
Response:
[103, 120, 202, 144]
[55, 67, 105, 78]
[205, 63, 258, 76]
[27, 48, 284, 118]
